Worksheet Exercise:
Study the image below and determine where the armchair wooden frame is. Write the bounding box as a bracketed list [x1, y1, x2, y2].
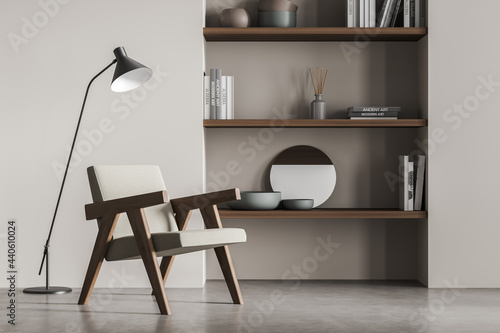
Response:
[78, 188, 243, 315]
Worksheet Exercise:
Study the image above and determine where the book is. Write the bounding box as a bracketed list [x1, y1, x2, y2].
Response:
[404, 0, 410, 27]
[414, 155, 426, 211]
[365, 0, 370, 28]
[377, 0, 397, 27]
[347, 0, 355, 27]
[226, 76, 234, 119]
[420, 0, 426, 27]
[348, 106, 401, 112]
[203, 75, 210, 119]
[390, 0, 402, 27]
[415, 0, 425, 27]
[361, 0, 366, 27]
[408, 161, 414, 211]
[415, 0, 420, 27]
[220, 76, 227, 119]
[369, 0, 376, 27]
[399, 155, 409, 211]
[410, 0, 415, 27]
[350, 117, 397, 119]
[348, 111, 399, 117]
[214, 69, 222, 119]
[209, 69, 217, 119]
[353, 0, 359, 27]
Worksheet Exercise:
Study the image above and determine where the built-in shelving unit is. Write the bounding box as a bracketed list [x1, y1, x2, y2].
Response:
[218, 208, 427, 219]
[203, 27, 427, 42]
[204, 119, 427, 128]
[204, 26, 428, 222]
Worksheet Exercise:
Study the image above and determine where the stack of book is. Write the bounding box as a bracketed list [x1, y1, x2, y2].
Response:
[347, 106, 401, 119]
[399, 154, 426, 211]
[203, 69, 234, 120]
[347, 0, 377, 27]
[346, 0, 426, 28]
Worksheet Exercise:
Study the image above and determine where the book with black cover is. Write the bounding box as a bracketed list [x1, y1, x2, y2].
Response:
[414, 155, 426, 210]
[399, 155, 409, 211]
[209, 69, 217, 120]
[214, 69, 222, 119]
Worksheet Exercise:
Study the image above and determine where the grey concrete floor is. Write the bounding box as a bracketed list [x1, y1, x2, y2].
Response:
[1, 280, 499, 333]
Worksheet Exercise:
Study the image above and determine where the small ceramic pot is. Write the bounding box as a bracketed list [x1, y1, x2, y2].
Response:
[219, 8, 250, 27]
[258, 0, 298, 12]
[258, 11, 296, 27]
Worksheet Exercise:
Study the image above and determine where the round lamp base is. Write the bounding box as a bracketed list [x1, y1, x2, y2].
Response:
[23, 286, 72, 294]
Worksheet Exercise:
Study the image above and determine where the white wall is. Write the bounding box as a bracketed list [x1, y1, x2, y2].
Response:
[428, 0, 500, 287]
[0, 0, 206, 288]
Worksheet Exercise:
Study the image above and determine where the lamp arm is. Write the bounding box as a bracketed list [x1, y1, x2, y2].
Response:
[37, 59, 118, 276]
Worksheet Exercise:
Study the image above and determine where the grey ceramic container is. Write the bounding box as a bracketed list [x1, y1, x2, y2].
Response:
[219, 8, 250, 27]
[227, 191, 281, 210]
[311, 94, 326, 119]
[282, 199, 314, 210]
[258, 11, 296, 27]
[258, 0, 298, 12]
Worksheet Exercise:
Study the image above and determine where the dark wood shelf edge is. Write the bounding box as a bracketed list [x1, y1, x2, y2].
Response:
[203, 27, 428, 42]
[218, 208, 427, 219]
[204, 119, 428, 128]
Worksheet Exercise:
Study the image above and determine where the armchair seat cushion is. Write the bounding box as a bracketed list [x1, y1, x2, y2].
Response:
[106, 228, 246, 261]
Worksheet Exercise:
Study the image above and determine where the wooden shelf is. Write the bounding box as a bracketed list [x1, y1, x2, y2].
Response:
[203, 27, 427, 42]
[218, 208, 427, 219]
[204, 119, 427, 128]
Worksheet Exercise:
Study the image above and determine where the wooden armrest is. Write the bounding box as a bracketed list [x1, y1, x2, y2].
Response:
[85, 190, 169, 220]
[170, 188, 240, 214]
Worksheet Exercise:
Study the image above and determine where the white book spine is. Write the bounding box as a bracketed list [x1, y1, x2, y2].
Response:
[220, 76, 227, 119]
[226, 76, 234, 119]
[359, 0, 365, 27]
[404, 0, 410, 27]
[364, 0, 370, 28]
[347, 0, 355, 27]
[399, 155, 409, 211]
[203, 75, 210, 119]
[408, 161, 414, 211]
[369, 0, 376, 27]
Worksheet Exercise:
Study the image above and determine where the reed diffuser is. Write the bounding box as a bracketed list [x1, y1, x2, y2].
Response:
[309, 67, 329, 119]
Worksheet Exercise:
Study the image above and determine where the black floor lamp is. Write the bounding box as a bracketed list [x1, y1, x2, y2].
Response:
[24, 47, 153, 294]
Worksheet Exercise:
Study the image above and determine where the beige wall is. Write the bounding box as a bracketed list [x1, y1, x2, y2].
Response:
[0, 0, 206, 288]
[428, 0, 500, 287]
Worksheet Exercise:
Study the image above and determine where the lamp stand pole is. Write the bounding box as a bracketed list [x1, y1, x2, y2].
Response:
[24, 59, 117, 294]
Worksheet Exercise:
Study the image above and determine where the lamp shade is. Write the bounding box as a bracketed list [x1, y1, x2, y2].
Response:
[110, 47, 153, 92]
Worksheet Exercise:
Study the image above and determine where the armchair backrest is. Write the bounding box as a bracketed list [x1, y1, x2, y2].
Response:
[87, 165, 179, 239]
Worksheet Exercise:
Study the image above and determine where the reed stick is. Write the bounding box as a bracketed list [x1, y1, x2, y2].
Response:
[322, 69, 329, 93]
[309, 68, 317, 94]
[317, 67, 320, 95]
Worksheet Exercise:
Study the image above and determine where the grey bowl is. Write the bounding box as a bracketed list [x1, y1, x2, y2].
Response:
[227, 191, 281, 210]
[282, 199, 314, 210]
[259, 11, 296, 27]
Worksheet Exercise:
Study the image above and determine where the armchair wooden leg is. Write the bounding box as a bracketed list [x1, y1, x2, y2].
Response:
[127, 208, 172, 315]
[214, 246, 244, 304]
[151, 255, 176, 295]
[201, 205, 244, 305]
[78, 213, 119, 305]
